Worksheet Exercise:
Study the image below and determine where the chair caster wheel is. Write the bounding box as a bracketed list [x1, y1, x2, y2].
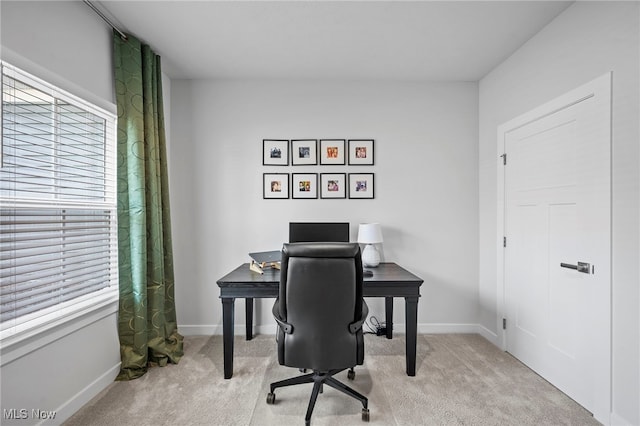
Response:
[362, 408, 370, 422]
[347, 369, 355, 380]
[266, 392, 275, 404]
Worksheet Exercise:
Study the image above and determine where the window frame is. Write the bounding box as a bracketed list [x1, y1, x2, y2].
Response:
[0, 61, 119, 348]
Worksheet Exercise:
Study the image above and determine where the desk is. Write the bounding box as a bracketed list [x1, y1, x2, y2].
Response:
[217, 262, 423, 379]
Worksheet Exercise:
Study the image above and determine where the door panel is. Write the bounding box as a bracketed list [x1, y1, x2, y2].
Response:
[500, 74, 611, 420]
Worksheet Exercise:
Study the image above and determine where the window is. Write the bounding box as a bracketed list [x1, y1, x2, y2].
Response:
[0, 62, 118, 342]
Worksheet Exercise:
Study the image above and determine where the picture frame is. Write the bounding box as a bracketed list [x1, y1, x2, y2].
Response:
[263, 139, 289, 166]
[263, 173, 289, 199]
[320, 173, 346, 199]
[291, 139, 318, 165]
[348, 173, 374, 199]
[319, 139, 346, 165]
[348, 139, 374, 165]
[292, 173, 318, 199]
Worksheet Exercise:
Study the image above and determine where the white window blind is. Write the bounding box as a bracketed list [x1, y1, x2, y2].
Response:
[0, 62, 118, 341]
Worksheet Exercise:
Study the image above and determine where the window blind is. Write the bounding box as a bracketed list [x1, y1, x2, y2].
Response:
[0, 62, 118, 340]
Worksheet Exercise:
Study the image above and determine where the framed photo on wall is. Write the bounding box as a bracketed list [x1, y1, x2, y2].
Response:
[348, 139, 374, 165]
[320, 173, 346, 199]
[348, 173, 374, 199]
[263, 173, 289, 199]
[292, 173, 318, 199]
[291, 139, 318, 165]
[263, 139, 289, 166]
[319, 139, 346, 165]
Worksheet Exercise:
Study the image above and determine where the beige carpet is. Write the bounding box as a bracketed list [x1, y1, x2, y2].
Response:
[65, 334, 600, 426]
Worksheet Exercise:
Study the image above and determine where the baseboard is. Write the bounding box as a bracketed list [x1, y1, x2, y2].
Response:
[179, 324, 280, 336]
[417, 323, 478, 334]
[609, 411, 636, 426]
[52, 362, 120, 425]
[178, 325, 220, 336]
[476, 324, 500, 346]
[179, 323, 501, 342]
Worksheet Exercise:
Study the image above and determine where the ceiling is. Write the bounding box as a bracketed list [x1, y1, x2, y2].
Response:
[98, 1, 573, 81]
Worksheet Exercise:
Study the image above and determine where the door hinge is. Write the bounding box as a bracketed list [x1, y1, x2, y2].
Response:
[500, 153, 507, 165]
[502, 318, 507, 330]
[503, 236, 507, 247]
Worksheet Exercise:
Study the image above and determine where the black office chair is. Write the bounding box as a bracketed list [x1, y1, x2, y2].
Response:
[266, 242, 370, 425]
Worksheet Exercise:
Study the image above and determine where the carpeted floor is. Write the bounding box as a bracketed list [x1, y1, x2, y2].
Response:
[64, 333, 600, 425]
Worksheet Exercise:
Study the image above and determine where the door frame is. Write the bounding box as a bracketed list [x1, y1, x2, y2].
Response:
[496, 72, 612, 424]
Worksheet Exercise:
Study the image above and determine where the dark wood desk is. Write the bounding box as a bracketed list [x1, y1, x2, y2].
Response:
[217, 262, 423, 379]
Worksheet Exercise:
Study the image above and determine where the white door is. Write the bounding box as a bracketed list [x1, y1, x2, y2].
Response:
[499, 74, 611, 422]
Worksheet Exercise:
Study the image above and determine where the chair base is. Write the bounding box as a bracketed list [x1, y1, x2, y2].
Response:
[267, 368, 369, 425]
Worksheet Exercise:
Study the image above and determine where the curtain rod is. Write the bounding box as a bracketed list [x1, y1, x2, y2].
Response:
[83, 0, 128, 41]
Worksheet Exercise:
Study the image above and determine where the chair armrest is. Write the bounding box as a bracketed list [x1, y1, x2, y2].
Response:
[272, 299, 293, 334]
[348, 300, 369, 334]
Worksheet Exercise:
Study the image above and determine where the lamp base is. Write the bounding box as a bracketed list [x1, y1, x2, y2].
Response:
[362, 244, 380, 268]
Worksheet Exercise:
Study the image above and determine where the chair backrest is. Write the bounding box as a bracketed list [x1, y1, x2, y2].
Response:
[277, 242, 364, 371]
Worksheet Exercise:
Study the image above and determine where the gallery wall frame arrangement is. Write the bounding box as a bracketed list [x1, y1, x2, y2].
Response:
[262, 139, 375, 199]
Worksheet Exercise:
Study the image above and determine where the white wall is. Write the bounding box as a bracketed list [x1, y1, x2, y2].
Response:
[0, 1, 120, 424]
[169, 79, 479, 335]
[0, 1, 114, 109]
[478, 2, 639, 424]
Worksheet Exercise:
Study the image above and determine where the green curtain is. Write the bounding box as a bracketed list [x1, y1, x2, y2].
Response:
[113, 31, 183, 380]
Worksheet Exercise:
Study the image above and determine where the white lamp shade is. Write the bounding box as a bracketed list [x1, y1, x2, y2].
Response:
[357, 223, 383, 244]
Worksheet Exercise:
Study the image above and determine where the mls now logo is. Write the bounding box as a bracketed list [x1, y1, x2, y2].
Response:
[3, 408, 57, 420]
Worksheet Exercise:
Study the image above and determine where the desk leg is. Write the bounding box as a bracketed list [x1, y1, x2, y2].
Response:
[405, 296, 419, 376]
[246, 298, 254, 340]
[222, 297, 235, 379]
[385, 297, 393, 339]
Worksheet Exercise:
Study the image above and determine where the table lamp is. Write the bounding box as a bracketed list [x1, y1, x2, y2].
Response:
[357, 223, 383, 267]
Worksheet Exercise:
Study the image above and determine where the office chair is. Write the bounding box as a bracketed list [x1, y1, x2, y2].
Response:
[266, 242, 370, 425]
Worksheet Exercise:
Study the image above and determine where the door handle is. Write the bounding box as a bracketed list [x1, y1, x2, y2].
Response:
[560, 262, 592, 274]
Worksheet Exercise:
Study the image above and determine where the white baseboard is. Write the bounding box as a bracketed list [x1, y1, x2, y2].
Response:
[609, 411, 637, 426]
[179, 322, 501, 343]
[418, 323, 478, 334]
[179, 324, 277, 336]
[179, 325, 221, 336]
[476, 324, 500, 346]
[53, 362, 120, 425]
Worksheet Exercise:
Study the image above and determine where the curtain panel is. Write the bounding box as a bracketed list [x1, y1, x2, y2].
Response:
[113, 31, 183, 380]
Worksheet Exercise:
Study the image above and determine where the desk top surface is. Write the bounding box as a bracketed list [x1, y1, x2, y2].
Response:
[217, 262, 423, 287]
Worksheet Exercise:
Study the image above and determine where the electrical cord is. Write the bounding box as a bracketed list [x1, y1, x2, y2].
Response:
[365, 316, 387, 336]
